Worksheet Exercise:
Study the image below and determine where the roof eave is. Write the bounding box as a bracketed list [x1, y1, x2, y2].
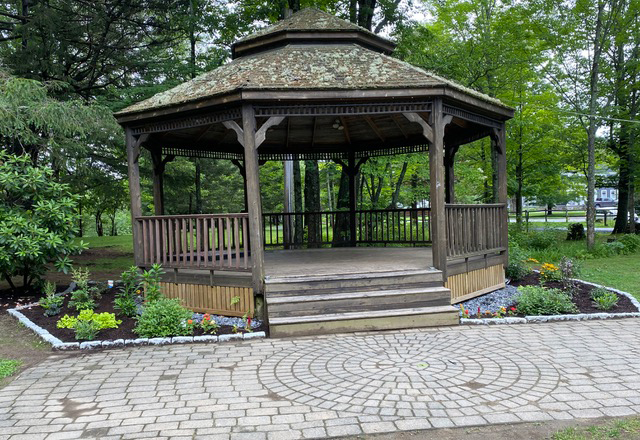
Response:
[115, 86, 514, 126]
[231, 30, 395, 58]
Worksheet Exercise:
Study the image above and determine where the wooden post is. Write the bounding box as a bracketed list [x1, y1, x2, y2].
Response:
[429, 99, 447, 277]
[283, 160, 294, 248]
[348, 150, 357, 247]
[242, 105, 265, 294]
[126, 128, 143, 266]
[444, 145, 457, 203]
[492, 124, 508, 266]
[150, 148, 165, 215]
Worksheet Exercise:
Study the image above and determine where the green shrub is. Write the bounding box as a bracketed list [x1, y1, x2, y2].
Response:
[56, 310, 121, 330]
[83, 311, 121, 330]
[590, 287, 619, 311]
[56, 314, 77, 329]
[506, 242, 530, 281]
[516, 286, 578, 315]
[121, 266, 141, 295]
[68, 267, 101, 311]
[141, 264, 164, 303]
[590, 287, 611, 300]
[114, 295, 137, 318]
[114, 266, 140, 317]
[134, 298, 193, 338]
[74, 320, 100, 341]
[592, 292, 619, 311]
[0, 152, 86, 292]
[526, 229, 557, 250]
[619, 234, 640, 253]
[603, 241, 626, 255]
[39, 282, 63, 316]
[566, 223, 585, 241]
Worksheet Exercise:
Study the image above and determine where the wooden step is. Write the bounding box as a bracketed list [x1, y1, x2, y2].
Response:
[267, 287, 451, 317]
[266, 281, 444, 297]
[269, 306, 460, 337]
[265, 269, 443, 294]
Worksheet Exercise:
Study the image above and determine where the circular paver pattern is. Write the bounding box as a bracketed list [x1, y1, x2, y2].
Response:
[259, 333, 560, 416]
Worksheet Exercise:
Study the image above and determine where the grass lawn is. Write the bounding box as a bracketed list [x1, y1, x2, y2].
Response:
[580, 254, 640, 300]
[553, 417, 640, 440]
[75, 235, 134, 253]
[71, 235, 134, 273]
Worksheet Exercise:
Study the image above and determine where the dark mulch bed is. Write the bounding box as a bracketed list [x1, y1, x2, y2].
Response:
[1, 284, 69, 312]
[469, 273, 637, 319]
[19, 286, 265, 343]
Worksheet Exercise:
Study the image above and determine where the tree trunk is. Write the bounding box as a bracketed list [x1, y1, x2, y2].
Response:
[613, 153, 630, 233]
[20, 0, 29, 50]
[481, 140, 491, 202]
[95, 210, 104, 237]
[585, 1, 606, 250]
[110, 211, 117, 236]
[293, 160, 304, 247]
[516, 150, 523, 224]
[78, 200, 83, 237]
[195, 159, 202, 214]
[388, 162, 408, 208]
[304, 160, 321, 247]
[332, 171, 350, 247]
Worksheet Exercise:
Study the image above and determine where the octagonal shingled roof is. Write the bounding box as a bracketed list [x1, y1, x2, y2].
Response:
[116, 9, 510, 118]
[232, 7, 391, 53]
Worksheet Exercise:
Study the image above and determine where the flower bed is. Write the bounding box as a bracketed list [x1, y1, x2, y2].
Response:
[457, 272, 640, 325]
[7, 265, 266, 350]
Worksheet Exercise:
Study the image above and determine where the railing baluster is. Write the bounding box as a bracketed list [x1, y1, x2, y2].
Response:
[243, 216, 248, 269]
[217, 217, 223, 269]
[234, 217, 240, 269]
[226, 217, 232, 268]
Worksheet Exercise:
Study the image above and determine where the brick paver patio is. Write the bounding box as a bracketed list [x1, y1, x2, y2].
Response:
[1, 319, 640, 439]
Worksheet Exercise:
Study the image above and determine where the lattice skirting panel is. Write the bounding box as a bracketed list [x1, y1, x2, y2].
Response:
[446, 264, 505, 304]
[159, 282, 254, 318]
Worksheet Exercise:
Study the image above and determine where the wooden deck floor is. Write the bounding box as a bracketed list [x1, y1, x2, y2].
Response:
[166, 247, 435, 287]
[264, 247, 435, 278]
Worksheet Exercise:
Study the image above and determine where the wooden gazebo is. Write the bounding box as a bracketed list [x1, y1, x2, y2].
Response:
[115, 9, 514, 336]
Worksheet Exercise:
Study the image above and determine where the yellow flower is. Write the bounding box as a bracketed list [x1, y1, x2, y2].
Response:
[527, 258, 539, 263]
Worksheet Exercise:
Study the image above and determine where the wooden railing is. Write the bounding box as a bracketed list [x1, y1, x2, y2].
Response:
[135, 213, 250, 271]
[445, 204, 507, 259]
[263, 208, 430, 247]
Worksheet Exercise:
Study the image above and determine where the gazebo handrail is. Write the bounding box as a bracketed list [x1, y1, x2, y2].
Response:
[263, 207, 430, 216]
[136, 212, 249, 220]
[445, 203, 506, 208]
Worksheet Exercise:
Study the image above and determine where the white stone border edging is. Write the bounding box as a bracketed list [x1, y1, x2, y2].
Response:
[6, 283, 265, 350]
[461, 277, 640, 325]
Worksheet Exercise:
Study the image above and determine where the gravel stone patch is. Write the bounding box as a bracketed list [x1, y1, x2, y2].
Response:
[455, 284, 520, 313]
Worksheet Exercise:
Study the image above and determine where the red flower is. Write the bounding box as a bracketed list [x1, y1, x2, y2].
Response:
[187, 319, 193, 325]
[510, 307, 516, 311]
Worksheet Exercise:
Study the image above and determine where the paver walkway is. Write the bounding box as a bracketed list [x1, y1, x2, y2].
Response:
[1, 319, 640, 439]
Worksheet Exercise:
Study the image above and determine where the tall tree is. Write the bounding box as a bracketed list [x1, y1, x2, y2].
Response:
[544, 0, 624, 248]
